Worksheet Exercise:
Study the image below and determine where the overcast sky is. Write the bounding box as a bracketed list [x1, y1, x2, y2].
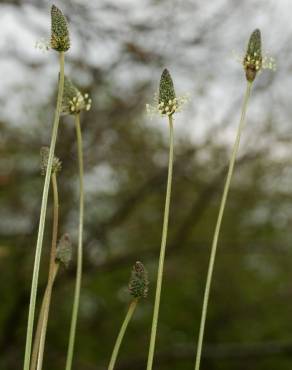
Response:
[0, 0, 291, 146]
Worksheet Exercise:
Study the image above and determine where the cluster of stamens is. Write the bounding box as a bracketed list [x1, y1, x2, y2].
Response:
[243, 52, 276, 82]
[35, 39, 51, 52]
[262, 56, 276, 71]
[146, 94, 189, 118]
[68, 92, 92, 114]
[243, 51, 262, 72]
[158, 98, 178, 116]
[243, 52, 275, 72]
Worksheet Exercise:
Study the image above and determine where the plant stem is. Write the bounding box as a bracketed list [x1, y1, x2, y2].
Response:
[23, 51, 65, 370]
[108, 299, 138, 370]
[36, 267, 59, 370]
[65, 113, 84, 370]
[30, 173, 60, 370]
[146, 115, 174, 370]
[30, 289, 45, 370]
[30, 267, 59, 370]
[36, 172, 60, 370]
[194, 81, 252, 370]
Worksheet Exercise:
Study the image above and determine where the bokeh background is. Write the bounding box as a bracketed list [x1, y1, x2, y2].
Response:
[1, 0, 292, 369]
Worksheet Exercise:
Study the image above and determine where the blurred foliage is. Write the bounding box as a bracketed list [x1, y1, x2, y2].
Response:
[0, 1, 292, 370]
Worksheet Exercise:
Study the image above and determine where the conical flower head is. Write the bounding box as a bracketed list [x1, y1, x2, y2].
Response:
[51, 5, 70, 52]
[158, 69, 177, 116]
[40, 146, 62, 175]
[128, 261, 149, 299]
[56, 233, 72, 268]
[243, 29, 262, 82]
[146, 69, 189, 118]
[62, 76, 92, 115]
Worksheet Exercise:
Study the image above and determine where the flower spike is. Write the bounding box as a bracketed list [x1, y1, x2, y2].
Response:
[62, 76, 92, 115]
[40, 146, 62, 175]
[243, 29, 275, 82]
[244, 29, 262, 82]
[56, 233, 72, 268]
[128, 261, 149, 299]
[51, 5, 70, 52]
[158, 69, 176, 115]
[146, 68, 189, 118]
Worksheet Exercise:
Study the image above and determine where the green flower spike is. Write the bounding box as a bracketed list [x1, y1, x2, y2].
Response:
[128, 261, 149, 299]
[56, 233, 72, 268]
[244, 29, 262, 82]
[243, 29, 275, 82]
[158, 68, 177, 116]
[62, 76, 92, 115]
[40, 146, 62, 175]
[51, 4, 70, 52]
[108, 262, 147, 370]
[146, 68, 189, 118]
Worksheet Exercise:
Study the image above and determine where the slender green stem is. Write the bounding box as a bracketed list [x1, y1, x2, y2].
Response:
[65, 113, 84, 370]
[30, 174, 60, 370]
[146, 115, 174, 370]
[36, 172, 60, 370]
[23, 51, 65, 370]
[194, 81, 252, 370]
[108, 299, 138, 370]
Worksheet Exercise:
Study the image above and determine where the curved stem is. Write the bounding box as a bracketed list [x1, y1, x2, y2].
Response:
[146, 115, 174, 370]
[36, 172, 60, 370]
[65, 113, 84, 370]
[194, 81, 252, 370]
[23, 51, 65, 370]
[108, 299, 138, 370]
[30, 173, 60, 370]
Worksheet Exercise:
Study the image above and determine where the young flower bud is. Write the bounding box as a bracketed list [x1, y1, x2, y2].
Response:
[56, 233, 72, 268]
[40, 146, 62, 176]
[158, 69, 177, 116]
[243, 29, 262, 82]
[128, 261, 149, 299]
[51, 5, 70, 52]
[62, 76, 92, 115]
